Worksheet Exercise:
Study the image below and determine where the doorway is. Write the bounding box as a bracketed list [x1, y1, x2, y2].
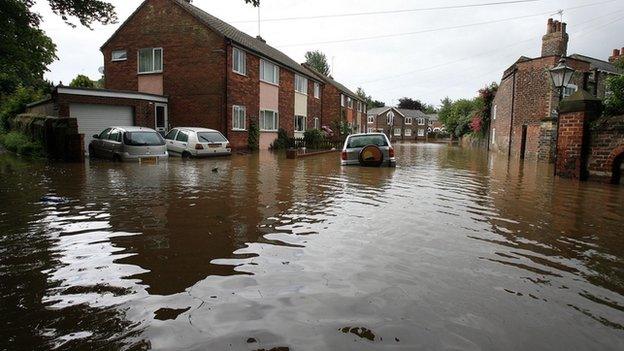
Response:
[155, 103, 168, 136]
[520, 125, 528, 159]
[612, 152, 624, 184]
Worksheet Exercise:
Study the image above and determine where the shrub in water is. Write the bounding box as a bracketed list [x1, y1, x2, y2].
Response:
[0, 131, 43, 156]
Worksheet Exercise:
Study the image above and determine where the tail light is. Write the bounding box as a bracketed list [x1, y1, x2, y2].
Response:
[389, 147, 395, 158]
[226, 143, 231, 149]
[195, 144, 204, 150]
[341, 151, 347, 160]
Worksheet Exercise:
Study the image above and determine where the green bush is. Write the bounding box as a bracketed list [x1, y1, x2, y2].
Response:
[303, 129, 326, 149]
[0, 131, 44, 157]
[0, 86, 46, 131]
[604, 74, 624, 117]
[248, 121, 259, 151]
[270, 128, 290, 150]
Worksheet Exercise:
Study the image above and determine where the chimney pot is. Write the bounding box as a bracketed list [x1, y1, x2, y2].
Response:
[547, 18, 554, 34]
[561, 22, 567, 34]
[614, 49, 620, 57]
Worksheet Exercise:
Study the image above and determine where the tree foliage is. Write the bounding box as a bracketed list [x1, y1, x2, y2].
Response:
[397, 97, 436, 113]
[469, 82, 498, 134]
[304, 50, 331, 76]
[0, 85, 49, 131]
[356, 87, 385, 109]
[69, 74, 96, 88]
[438, 97, 478, 138]
[244, 0, 260, 6]
[0, 0, 117, 97]
[604, 75, 624, 117]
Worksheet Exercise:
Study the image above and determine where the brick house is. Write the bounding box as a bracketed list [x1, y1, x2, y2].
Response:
[100, 0, 346, 149]
[366, 107, 429, 142]
[489, 18, 621, 161]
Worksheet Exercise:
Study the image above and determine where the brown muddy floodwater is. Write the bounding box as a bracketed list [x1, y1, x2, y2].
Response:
[1, 144, 623, 350]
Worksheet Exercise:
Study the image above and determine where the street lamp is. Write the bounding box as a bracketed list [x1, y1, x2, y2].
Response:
[549, 57, 575, 101]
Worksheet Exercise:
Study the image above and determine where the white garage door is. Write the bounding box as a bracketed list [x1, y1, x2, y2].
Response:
[69, 104, 134, 154]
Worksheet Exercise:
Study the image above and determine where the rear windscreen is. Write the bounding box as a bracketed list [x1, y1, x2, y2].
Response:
[347, 135, 388, 148]
[197, 132, 227, 143]
[123, 132, 165, 146]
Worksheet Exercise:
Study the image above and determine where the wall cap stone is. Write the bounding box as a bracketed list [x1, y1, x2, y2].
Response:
[559, 89, 603, 114]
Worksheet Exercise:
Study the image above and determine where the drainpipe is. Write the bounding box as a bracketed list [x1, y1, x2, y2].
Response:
[224, 40, 230, 138]
[507, 69, 517, 158]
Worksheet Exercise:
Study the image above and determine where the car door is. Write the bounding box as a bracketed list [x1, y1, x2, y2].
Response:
[174, 130, 190, 154]
[164, 129, 179, 154]
[106, 129, 123, 158]
[101, 128, 120, 159]
[92, 128, 111, 158]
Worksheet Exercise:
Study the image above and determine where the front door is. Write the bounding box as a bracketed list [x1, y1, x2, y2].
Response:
[155, 104, 168, 136]
[520, 125, 528, 159]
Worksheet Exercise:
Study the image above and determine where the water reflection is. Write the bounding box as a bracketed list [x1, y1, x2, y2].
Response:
[0, 145, 623, 350]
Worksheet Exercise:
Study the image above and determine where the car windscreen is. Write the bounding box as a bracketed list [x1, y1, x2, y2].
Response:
[123, 132, 165, 146]
[347, 135, 388, 148]
[197, 132, 227, 143]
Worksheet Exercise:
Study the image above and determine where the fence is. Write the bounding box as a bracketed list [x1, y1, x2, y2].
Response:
[287, 137, 343, 150]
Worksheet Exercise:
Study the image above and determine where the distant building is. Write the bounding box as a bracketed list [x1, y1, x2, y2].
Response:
[426, 114, 445, 133]
[489, 18, 622, 161]
[366, 107, 430, 142]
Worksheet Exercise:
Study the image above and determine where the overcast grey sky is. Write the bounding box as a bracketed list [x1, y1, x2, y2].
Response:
[34, 0, 624, 107]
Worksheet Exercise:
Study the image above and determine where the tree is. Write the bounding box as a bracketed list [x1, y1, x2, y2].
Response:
[244, 0, 260, 6]
[305, 50, 331, 76]
[397, 97, 424, 110]
[438, 97, 478, 138]
[69, 74, 96, 88]
[470, 82, 498, 135]
[356, 87, 385, 109]
[1, 0, 117, 97]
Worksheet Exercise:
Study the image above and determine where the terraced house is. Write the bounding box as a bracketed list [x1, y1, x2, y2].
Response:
[99, 0, 360, 149]
[367, 107, 430, 142]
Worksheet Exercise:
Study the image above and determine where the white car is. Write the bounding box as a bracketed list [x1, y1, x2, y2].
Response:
[164, 127, 231, 158]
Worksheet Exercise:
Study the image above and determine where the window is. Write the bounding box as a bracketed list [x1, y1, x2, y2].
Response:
[348, 97, 353, 109]
[492, 105, 497, 120]
[138, 48, 163, 73]
[260, 60, 279, 85]
[123, 132, 165, 146]
[175, 130, 189, 142]
[405, 129, 412, 137]
[111, 50, 127, 61]
[232, 47, 246, 75]
[563, 84, 578, 98]
[98, 128, 112, 139]
[405, 117, 413, 125]
[417, 118, 425, 125]
[165, 129, 178, 140]
[295, 115, 306, 132]
[418, 129, 425, 137]
[347, 134, 388, 148]
[492, 128, 496, 144]
[313, 117, 319, 129]
[394, 128, 402, 136]
[197, 131, 227, 143]
[428, 119, 433, 126]
[295, 75, 308, 94]
[367, 128, 374, 133]
[314, 82, 320, 99]
[232, 105, 246, 130]
[108, 129, 122, 142]
[387, 111, 394, 125]
[341, 94, 346, 107]
[260, 110, 278, 131]
[367, 116, 374, 124]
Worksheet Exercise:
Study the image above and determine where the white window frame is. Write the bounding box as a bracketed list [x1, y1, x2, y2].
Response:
[367, 128, 374, 133]
[295, 75, 308, 94]
[367, 116, 374, 124]
[260, 109, 279, 131]
[405, 129, 412, 137]
[563, 84, 578, 98]
[111, 50, 127, 61]
[232, 105, 246, 131]
[387, 111, 394, 125]
[492, 104, 497, 120]
[405, 117, 413, 125]
[348, 97, 353, 109]
[314, 82, 320, 99]
[417, 129, 425, 137]
[313, 117, 319, 129]
[294, 115, 306, 132]
[138, 47, 163, 74]
[492, 128, 496, 144]
[232, 47, 246, 75]
[341, 94, 346, 107]
[260, 59, 279, 85]
[394, 128, 402, 136]
[417, 118, 425, 125]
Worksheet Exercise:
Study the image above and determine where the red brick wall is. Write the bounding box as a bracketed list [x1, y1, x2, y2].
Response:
[556, 110, 587, 179]
[490, 71, 514, 155]
[307, 79, 322, 130]
[588, 115, 624, 182]
[321, 84, 341, 128]
[227, 45, 260, 149]
[279, 69, 294, 137]
[102, 0, 226, 133]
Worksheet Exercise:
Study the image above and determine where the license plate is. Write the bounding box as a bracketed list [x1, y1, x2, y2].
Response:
[140, 156, 157, 164]
[208, 144, 220, 148]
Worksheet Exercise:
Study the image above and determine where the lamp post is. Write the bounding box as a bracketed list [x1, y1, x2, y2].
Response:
[549, 57, 575, 174]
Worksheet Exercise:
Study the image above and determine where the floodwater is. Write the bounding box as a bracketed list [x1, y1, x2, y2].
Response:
[1, 144, 623, 351]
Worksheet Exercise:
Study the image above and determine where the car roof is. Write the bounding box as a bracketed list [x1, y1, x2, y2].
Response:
[348, 133, 386, 137]
[108, 126, 158, 132]
[172, 127, 223, 133]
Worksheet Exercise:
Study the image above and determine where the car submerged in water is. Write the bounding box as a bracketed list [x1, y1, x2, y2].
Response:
[164, 127, 232, 158]
[89, 126, 168, 163]
[341, 133, 396, 167]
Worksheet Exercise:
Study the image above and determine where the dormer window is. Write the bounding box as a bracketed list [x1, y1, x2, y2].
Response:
[111, 50, 127, 61]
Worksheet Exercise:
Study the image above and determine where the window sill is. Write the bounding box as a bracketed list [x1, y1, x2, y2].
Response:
[260, 130, 278, 133]
[233, 70, 247, 77]
[138, 71, 163, 75]
[260, 79, 279, 87]
[232, 128, 247, 132]
[112, 59, 127, 62]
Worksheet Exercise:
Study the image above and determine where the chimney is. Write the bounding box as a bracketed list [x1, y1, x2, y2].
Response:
[609, 48, 622, 63]
[541, 18, 569, 57]
[256, 35, 266, 43]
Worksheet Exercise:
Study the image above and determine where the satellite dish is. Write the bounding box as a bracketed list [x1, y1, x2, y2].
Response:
[98, 66, 105, 74]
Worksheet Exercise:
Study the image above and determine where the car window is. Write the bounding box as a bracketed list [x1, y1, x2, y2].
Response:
[98, 128, 112, 139]
[165, 129, 178, 140]
[108, 129, 121, 142]
[175, 130, 189, 142]
[123, 132, 165, 146]
[347, 135, 388, 148]
[197, 131, 227, 143]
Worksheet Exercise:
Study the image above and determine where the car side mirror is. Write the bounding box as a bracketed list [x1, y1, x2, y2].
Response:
[92, 134, 99, 139]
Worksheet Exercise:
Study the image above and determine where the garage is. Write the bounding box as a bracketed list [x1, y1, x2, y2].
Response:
[69, 104, 134, 152]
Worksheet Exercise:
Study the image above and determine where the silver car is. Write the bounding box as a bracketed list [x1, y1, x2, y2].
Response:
[89, 126, 168, 162]
[164, 127, 231, 158]
[341, 133, 396, 167]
